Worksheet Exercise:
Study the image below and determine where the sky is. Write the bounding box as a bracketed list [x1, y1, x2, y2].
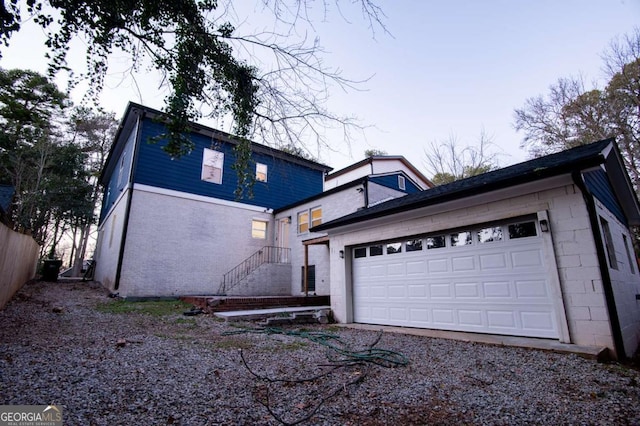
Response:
[1, 0, 639, 174]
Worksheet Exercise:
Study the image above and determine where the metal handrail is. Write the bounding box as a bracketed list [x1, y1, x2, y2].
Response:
[219, 246, 291, 294]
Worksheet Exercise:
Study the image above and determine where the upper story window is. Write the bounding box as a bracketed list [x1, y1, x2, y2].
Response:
[297, 211, 309, 233]
[201, 148, 224, 184]
[252, 220, 267, 239]
[256, 163, 268, 182]
[118, 151, 127, 187]
[311, 207, 322, 228]
[398, 175, 406, 190]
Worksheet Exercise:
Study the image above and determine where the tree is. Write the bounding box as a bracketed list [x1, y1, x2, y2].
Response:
[65, 107, 118, 274]
[514, 28, 640, 189]
[0, 0, 386, 185]
[423, 131, 500, 185]
[364, 148, 388, 157]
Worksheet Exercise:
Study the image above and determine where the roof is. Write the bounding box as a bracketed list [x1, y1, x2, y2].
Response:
[273, 177, 366, 214]
[0, 185, 14, 213]
[100, 102, 332, 185]
[325, 155, 433, 188]
[312, 138, 637, 232]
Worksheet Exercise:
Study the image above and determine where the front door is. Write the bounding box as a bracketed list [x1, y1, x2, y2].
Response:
[276, 218, 291, 262]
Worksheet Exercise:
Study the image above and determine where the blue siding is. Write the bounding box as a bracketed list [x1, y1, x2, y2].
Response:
[100, 127, 136, 221]
[133, 118, 324, 210]
[369, 173, 422, 194]
[584, 169, 627, 225]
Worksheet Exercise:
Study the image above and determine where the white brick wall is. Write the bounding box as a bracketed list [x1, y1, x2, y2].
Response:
[595, 200, 640, 357]
[327, 179, 619, 352]
[117, 186, 273, 297]
[275, 185, 365, 296]
[94, 188, 130, 291]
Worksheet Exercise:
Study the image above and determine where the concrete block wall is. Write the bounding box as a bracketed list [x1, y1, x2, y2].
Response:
[595, 199, 640, 357]
[117, 186, 274, 297]
[327, 178, 616, 352]
[226, 263, 292, 296]
[94, 187, 130, 291]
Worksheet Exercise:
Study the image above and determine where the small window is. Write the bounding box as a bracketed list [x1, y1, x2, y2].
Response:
[297, 211, 309, 233]
[398, 176, 406, 190]
[406, 239, 423, 252]
[370, 245, 383, 256]
[478, 227, 503, 243]
[252, 220, 267, 239]
[256, 163, 268, 182]
[354, 247, 367, 258]
[600, 217, 618, 270]
[508, 221, 537, 239]
[600, 217, 618, 269]
[311, 207, 322, 228]
[426, 236, 446, 249]
[118, 151, 127, 186]
[387, 242, 402, 254]
[623, 234, 635, 274]
[451, 231, 472, 247]
[202, 148, 224, 184]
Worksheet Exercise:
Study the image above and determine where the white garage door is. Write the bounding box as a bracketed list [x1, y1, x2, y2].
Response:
[352, 219, 559, 338]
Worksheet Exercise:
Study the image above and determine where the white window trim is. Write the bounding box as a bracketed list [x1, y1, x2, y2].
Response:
[398, 175, 406, 190]
[251, 219, 268, 239]
[256, 162, 268, 182]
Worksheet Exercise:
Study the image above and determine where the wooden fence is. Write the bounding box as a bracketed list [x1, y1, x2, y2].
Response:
[0, 222, 39, 309]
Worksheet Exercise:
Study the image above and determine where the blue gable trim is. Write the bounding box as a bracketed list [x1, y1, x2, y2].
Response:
[584, 169, 627, 225]
[132, 117, 324, 210]
[368, 173, 422, 194]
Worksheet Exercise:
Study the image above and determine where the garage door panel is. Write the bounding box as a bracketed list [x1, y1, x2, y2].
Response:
[452, 256, 475, 271]
[454, 282, 481, 298]
[427, 258, 449, 273]
[483, 281, 512, 298]
[480, 253, 507, 269]
[352, 218, 560, 339]
[515, 279, 549, 298]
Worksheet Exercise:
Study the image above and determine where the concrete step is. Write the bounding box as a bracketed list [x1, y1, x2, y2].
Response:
[214, 305, 331, 322]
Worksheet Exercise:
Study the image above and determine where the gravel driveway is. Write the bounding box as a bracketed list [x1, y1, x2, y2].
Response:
[2, 280, 640, 425]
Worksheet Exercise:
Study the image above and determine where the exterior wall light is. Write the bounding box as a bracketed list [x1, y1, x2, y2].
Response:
[540, 219, 549, 232]
[339, 250, 344, 259]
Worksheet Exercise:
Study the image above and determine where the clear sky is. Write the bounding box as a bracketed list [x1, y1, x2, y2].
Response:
[1, 1, 638, 174]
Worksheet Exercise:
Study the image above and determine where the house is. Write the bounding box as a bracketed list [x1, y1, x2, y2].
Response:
[273, 157, 432, 297]
[94, 103, 426, 298]
[312, 138, 640, 359]
[94, 103, 332, 297]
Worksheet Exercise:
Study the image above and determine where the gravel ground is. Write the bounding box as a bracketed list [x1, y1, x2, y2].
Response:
[2, 280, 640, 425]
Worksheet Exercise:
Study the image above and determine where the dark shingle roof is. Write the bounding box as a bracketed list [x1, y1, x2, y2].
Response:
[312, 139, 613, 232]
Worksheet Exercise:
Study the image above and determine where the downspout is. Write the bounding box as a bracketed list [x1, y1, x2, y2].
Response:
[363, 178, 369, 208]
[572, 170, 626, 359]
[114, 115, 143, 291]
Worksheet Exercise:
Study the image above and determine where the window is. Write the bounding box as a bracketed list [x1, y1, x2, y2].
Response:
[398, 175, 406, 190]
[301, 265, 316, 292]
[252, 220, 267, 239]
[387, 242, 402, 254]
[118, 151, 127, 187]
[508, 221, 537, 239]
[623, 234, 636, 274]
[311, 207, 322, 228]
[201, 148, 224, 184]
[354, 247, 367, 258]
[297, 211, 309, 233]
[451, 231, 472, 247]
[406, 239, 423, 252]
[426, 236, 446, 249]
[370, 245, 383, 256]
[600, 217, 618, 270]
[256, 163, 268, 182]
[478, 226, 503, 243]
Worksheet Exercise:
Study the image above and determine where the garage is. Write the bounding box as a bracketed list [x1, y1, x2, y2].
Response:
[352, 218, 561, 338]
